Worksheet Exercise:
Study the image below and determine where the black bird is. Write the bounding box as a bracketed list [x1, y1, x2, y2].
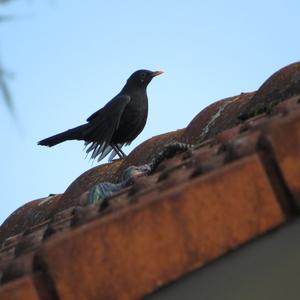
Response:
[38, 69, 163, 161]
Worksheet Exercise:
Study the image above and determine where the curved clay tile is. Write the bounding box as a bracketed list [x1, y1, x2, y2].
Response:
[56, 160, 123, 213]
[241, 61, 300, 118]
[114, 129, 185, 181]
[1, 61, 300, 299]
[2, 61, 299, 248]
[0, 195, 62, 245]
[0, 161, 124, 243]
[181, 92, 255, 144]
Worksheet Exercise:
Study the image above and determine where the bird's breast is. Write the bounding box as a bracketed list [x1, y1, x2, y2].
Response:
[112, 93, 148, 143]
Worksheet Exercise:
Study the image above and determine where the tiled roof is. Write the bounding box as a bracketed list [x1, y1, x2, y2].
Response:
[1, 61, 300, 299]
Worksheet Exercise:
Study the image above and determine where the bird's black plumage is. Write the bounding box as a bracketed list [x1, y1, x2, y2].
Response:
[38, 69, 163, 161]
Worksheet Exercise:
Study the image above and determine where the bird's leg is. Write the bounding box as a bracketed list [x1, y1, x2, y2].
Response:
[112, 145, 126, 159]
[116, 145, 127, 157]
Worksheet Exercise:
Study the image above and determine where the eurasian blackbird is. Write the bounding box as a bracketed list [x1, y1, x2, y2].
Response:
[38, 69, 163, 161]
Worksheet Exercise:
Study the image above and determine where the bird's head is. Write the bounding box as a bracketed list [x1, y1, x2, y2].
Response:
[125, 69, 163, 90]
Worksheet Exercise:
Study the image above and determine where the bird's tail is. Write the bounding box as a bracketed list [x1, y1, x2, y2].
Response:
[38, 124, 89, 147]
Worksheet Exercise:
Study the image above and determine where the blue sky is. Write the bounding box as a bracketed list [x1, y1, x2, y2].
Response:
[0, 0, 300, 224]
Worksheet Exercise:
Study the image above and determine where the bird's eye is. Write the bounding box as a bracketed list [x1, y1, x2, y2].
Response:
[140, 73, 146, 81]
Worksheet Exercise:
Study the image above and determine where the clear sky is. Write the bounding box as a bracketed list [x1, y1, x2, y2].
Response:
[0, 0, 300, 224]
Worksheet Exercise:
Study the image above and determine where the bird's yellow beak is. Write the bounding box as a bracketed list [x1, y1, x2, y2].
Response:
[151, 71, 164, 77]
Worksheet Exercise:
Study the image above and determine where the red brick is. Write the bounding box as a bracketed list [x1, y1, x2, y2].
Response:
[37, 154, 284, 300]
[0, 275, 40, 300]
[266, 111, 300, 205]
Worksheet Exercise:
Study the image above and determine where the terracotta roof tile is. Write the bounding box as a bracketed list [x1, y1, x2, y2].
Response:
[181, 92, 255, 144]
[0, 275, 41, 300]
[1, 252, 36, 284]
[0, 273, 57, 300]
[35, 154, 284, 300]
[0, 195, 62, 246]
[265, 102, 300, 206]
[1, 61, 300, 299]
[240, 61, 300, 119]
[115, 129, 185, 180]
[58, 160, 122, 212]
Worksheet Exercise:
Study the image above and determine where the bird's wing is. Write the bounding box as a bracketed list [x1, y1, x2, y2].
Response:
[87, 94, 131, 123]
[84, 95, 131, 161]
[85, 94, 131, 142]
